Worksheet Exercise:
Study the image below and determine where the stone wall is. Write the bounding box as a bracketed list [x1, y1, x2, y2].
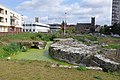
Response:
[49, 39, 98, 66]
[17, 41, 46, 49]
[49, 38, 120, 71]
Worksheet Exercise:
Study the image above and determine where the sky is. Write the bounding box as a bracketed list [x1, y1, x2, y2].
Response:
[0, 0, 112, 25]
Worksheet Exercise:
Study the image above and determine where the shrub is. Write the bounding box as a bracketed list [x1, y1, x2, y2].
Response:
[36, 33, 42, 38]
[30, 36, 37, 40]
[21, 46, 28, 52]
[77, 66, 88, 71]
[87, 36, 97, 41]
[74, 36, 85, 42]
[2, 43, 21, 57]
[41, 34, 50, 41]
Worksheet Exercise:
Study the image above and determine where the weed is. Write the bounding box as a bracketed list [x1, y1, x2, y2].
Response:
[77, 66, 88, 71]
[93, 75, 103, 80]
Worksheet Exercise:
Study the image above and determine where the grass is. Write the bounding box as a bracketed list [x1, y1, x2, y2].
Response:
[97, 37, 120, 49]
[103, 44, 120, 49]
[97, 37, 120, 45]
[0, 33, 120, 79]
[0, 60, 119, 80]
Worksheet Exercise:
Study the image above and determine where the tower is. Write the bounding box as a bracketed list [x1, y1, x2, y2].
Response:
[35, 17, 39, 23]
[91, 17, 95, 26]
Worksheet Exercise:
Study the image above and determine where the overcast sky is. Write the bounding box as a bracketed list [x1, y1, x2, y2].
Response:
[0, 0, 112, 25]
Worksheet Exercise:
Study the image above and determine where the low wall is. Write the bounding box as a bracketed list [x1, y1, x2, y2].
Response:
[0, 32, 20, 36]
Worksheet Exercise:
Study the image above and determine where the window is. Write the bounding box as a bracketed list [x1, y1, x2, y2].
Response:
[23, 24, 25, 26]
[26, 24, 32, 26]
[4, 27, 5, 31]
[26, 29, 28, 32]
[5, 18, 7, 22]
[33, 29, 35, 32]
[29, 29, 31, 32]
[10, 27, 13, 32]
[33, 24, 36, 26]
[5, 10, 7, 15]
[23, 29, 25, 32]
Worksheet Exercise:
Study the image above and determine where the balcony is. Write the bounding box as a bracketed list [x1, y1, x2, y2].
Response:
[10, 22, 16, 26]
[0, 17, 4, 23]
[0, 8, 4, 15]
[11, 16, 16, 20]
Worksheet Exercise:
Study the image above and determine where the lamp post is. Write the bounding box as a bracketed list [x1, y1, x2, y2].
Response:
[64, 12, 67, 35]
[109, 27, 112, 36]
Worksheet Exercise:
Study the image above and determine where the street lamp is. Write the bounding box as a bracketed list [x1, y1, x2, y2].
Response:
[64, 12, 67, 35]
[109, 27, 112, 35]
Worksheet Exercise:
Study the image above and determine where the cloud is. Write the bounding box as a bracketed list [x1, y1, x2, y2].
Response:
[81, 0, 111, 8]
[16, 0, 112, 25]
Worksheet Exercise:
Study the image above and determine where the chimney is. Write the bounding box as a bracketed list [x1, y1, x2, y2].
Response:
[35, 17, 39, 23]
[91, 17, 95, 26]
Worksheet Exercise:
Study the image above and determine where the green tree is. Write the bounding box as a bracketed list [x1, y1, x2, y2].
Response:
[111, 23, 120, 35]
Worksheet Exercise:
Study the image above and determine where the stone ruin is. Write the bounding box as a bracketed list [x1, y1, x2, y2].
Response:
[49, 38, 120, 72]
[16, 41, 46, 49]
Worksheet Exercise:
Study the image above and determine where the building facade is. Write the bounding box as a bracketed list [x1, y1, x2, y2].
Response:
[23, 22, 50, 33]
[0, 4, 23, 32]
[76, 17, 95, 34]
[49, 24, 61, 33]
[112, 0, 120, 25]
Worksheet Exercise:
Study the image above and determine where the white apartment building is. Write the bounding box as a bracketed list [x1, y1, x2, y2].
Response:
[0, 4, 24, 32]
[112, 0, 120, 25]
[23, 22, 50, 33]
[23, 17, 50, 33]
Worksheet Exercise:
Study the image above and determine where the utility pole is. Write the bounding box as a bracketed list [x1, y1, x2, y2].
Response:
[64, 12, 67, 35]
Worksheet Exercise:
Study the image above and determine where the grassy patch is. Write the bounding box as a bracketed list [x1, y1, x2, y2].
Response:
[103, 44, 120, 49]
[77, 66, 88, 71]
[11, 42, 71, 65]
[0, 60, 119, 80]
[93, 75, 103, 80]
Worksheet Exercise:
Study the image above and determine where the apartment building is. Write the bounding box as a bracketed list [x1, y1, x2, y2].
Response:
[23, 22, 50, 33]
[0, 4, 24, 32]
[23, 18, 50, 33]
[112, 0, 120, 25]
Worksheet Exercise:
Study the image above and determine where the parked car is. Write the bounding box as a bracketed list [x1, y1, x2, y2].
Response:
[112, 34, 120, 38]
[101, 34, 107, 37]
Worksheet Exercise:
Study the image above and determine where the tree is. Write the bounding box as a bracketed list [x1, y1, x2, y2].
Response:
[66, 27, 76, 34]
[111, 23, 120, 35]
[99, 25, 111, 35]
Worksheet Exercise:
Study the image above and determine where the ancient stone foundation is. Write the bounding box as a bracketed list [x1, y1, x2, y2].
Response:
[17, 41, 46, 49]
[49, 38, 120, 71]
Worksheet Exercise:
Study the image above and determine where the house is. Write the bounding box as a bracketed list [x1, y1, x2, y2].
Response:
[76, 17, 96, 34]
[0, 4, 24, 33]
